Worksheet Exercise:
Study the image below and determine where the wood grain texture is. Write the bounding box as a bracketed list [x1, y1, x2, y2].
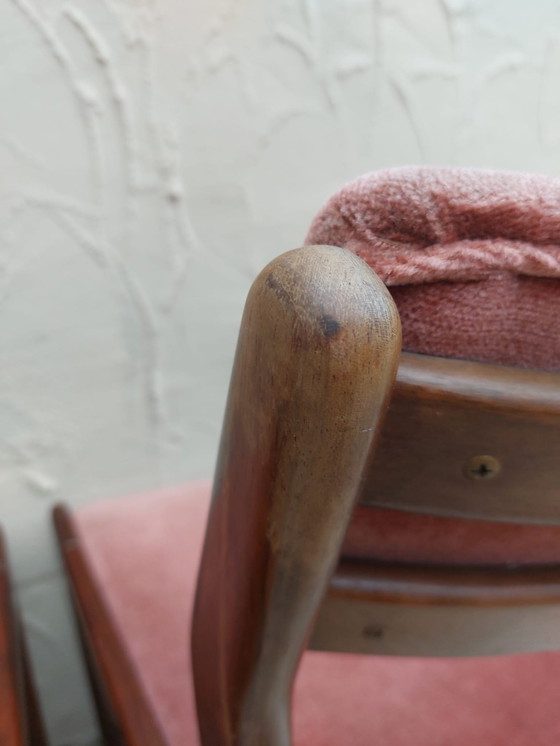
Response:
[310, 559, 560, 657]
[328, 559, 560, 606]
[0, 531, 25, 746]
[311, 595, 560, 657]
[360, 352, 560, 523]
[53, 505, 170, 746]
[312, 560, 560, 657]
[192, 245, 401, 746]
[396, 351, 560, 412]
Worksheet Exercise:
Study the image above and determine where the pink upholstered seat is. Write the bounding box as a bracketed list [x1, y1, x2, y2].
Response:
[75, 168, 560, 743]
[306, 167, 560, 371]
[77, 481, 560, 746]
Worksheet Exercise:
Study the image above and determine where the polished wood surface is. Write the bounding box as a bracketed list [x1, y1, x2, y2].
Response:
[329, 559, 560, 606]
[51, 244, 560, 745]
[312, 568, 560, 658]
[311, 593, 560, 657]
[191, 246, 401, 746]
[20, 628, 49, 746]
[360, 351, 560, 523]
[53, 505, 169, 746]
[0, 531, 47, 745]
[311, 559, 560, 656]
[395, 351, 560, 412]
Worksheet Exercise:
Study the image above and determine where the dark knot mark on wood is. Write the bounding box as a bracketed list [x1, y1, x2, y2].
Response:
[363, 624, 384, 640]
[319, 314, 341, 337]
[266, 274, 341, 337]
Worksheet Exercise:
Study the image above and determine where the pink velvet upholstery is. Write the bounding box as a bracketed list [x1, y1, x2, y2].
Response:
[306, 168, 560, 371]
[343, 505, 560, 566]
[77, 481, 560, 746]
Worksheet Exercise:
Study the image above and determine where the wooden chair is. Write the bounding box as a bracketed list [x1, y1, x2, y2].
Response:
[0, 529, 49, 746]
[54, 169, 560, 745]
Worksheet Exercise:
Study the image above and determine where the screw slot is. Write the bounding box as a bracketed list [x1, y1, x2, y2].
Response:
[464, 455, 501, 480]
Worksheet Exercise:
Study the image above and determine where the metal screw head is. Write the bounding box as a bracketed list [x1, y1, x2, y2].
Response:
[464, 455, 501, 480]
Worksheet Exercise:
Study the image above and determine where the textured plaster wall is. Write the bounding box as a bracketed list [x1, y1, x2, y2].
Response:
[2, 0, 560, 743]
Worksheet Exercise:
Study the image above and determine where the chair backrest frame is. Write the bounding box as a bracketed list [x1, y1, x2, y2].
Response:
[361, 351, 560, 523]
[191, 245, 560, 745]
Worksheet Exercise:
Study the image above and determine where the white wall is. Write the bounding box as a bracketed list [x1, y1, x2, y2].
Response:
[3, 0, 560, 743]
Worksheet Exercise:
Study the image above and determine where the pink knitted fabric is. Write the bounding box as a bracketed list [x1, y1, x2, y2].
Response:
[306, 168, 560, 371]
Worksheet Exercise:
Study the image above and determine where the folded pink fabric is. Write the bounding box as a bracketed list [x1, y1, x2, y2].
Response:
[306, 168, 560, 370]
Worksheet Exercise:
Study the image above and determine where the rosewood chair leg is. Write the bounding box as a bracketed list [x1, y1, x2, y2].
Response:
[19, 628, 49, 746]
[0, 531, 26, 746]
[192, 245, 401, 746]
[53, 505, 169, 746]
[1, 531, 50, 746]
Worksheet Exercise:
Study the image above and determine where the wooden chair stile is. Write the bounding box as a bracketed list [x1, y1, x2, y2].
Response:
[0, 530, 49, 746]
